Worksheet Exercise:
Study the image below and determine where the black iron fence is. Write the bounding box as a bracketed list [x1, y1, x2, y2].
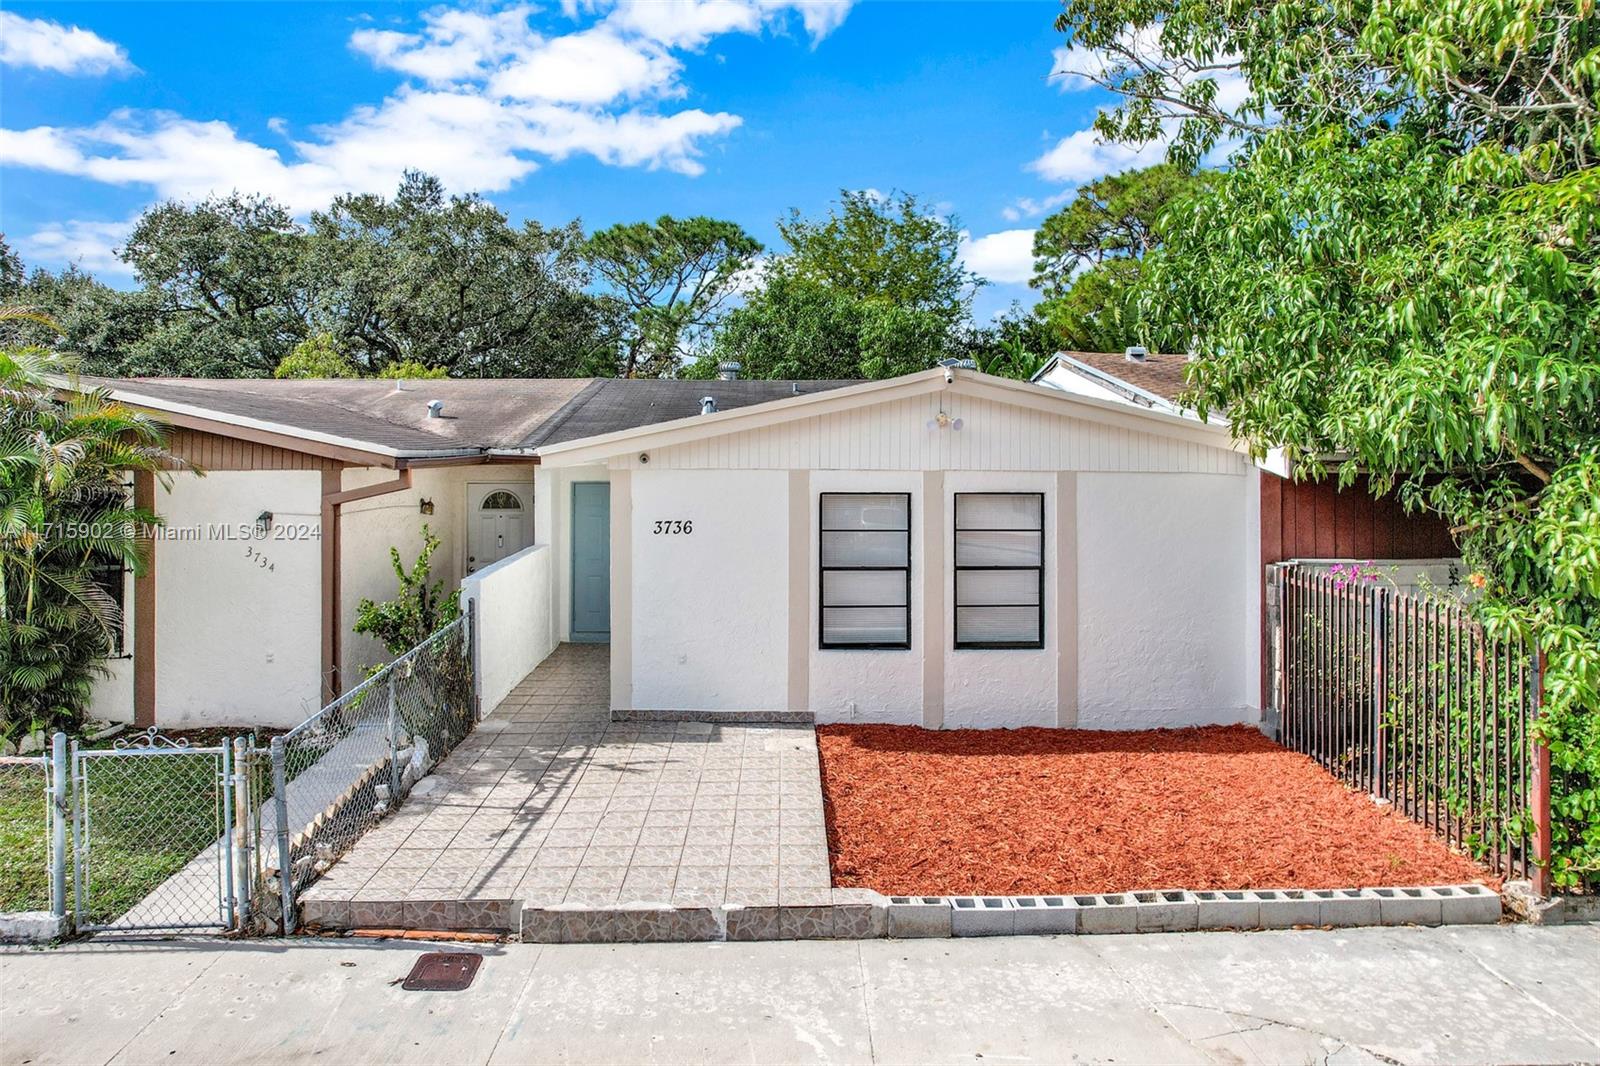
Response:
[1268, 562, 1551, 891]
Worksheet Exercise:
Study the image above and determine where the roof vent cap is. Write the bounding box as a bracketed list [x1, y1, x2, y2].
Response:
[1124, 345, 1149, 362]
[700, 396, 717, 415]
[717, 360, 741, 381]
[426, 399, 444, 419]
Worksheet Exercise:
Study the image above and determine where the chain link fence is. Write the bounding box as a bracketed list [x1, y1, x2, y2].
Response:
[266, 613, 475, 930]
[0, 751, 58, 919]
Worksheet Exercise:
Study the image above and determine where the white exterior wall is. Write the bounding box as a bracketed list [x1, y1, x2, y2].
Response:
[461, 543, 556, 713]
[808, 470, 927, 725]
[549, 380, 1261, 731]
[340, 463, 535, 682]
[154, 471, 323, 728]
[1075, 471, 1257, 727]
[942, 470, 1060, 729]
[626, 470, 790, 711]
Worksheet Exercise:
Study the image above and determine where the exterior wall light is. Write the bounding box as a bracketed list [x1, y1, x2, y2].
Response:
[419, 498, 435, 515]
[255, 510, 273, 533]
[926, 411, 963, 431]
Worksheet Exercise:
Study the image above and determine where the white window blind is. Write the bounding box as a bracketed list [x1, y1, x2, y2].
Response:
[820, 493, 911, 648]
[954, 493, 1043, 648]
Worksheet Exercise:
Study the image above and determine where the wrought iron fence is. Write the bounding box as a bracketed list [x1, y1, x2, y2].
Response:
[267, 612, 475, 931]
[1269, 562, 1550, 890]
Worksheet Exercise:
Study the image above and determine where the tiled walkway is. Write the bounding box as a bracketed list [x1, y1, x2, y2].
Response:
[298, 644, 855, 940]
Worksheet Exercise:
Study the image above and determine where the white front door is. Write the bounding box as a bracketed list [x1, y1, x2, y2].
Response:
[467, 483, 532, 574]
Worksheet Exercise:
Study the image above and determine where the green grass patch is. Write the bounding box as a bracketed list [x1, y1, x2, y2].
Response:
[0, 766, 51, 913]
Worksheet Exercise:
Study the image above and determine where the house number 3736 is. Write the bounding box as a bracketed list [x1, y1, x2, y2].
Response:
[652, 520, 693, 535]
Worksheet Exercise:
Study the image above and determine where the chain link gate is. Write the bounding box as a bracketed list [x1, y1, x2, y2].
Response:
[71, 731, 262, 934]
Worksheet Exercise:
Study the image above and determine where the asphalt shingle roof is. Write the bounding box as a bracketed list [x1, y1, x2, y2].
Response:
[523, 378, 861, 449]
[83, 375, 861, 457]
[1059, 351, 1192, 405]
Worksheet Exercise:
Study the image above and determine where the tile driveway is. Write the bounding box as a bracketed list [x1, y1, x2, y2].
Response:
[298, 644, 835, 934]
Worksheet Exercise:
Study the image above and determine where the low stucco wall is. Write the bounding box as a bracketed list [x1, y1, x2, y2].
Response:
[461, 543, 557, 713]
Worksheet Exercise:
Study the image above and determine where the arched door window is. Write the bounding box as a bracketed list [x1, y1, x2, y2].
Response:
[480, 490, 523, 511]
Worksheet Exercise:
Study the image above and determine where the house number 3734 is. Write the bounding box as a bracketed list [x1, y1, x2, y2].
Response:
[652, 520, 693, 535]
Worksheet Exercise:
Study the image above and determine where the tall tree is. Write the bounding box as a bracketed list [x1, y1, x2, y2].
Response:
[306, 172, 612, 377]
[120, 193, 312, 376]
[1030, 164, 1213, 351]
[776, 189, 979, 329]
[1056, 0, 1600, 885]
[583, 215, 761, 378]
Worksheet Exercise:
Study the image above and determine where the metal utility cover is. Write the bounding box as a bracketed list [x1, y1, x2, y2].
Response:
[401, 952, 483, 991]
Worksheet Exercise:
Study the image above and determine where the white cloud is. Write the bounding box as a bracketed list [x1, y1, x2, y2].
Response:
[1027, 126, 1167, 185]
[0, 12, 133, 76]
[0, 0, 848, 223]
[13, 217, 136, 277]
[960, 228, 1036, 285]
[349, 6, 538, 83]
[488, 28, 683, 104]
[1000, 189, 1076, 222]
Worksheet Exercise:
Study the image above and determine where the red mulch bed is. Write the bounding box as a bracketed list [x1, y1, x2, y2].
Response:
[817, 724, 1493, 896]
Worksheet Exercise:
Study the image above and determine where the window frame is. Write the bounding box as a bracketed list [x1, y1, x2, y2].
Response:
[818, 491, 912, 651]
[953, 491, 1045, 650]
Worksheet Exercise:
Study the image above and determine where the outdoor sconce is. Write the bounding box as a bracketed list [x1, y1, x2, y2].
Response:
[419, 498, 435, 515]
[255, 510, 273, 533]
[926, 410, 964, 431]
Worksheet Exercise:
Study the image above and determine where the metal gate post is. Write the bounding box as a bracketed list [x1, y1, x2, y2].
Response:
[1371, 586, 1388, 800]
[270, 735, 294, 934]
[231, 737, 252, 930]
[467, 596, 482, 723]
[220, 741, 236, 931]
[1529, 650, 1552, 897]
[387, 672, 403, 802]
[69, 738, 85, 926]
[49, 732, 68, 922]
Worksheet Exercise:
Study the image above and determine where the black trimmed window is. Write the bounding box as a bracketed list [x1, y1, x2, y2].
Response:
[819, 492, 910, 649]
[90, 557, 127, 655]
[954, 492, 1044, 649]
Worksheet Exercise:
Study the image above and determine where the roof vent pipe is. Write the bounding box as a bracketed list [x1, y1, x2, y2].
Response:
[426, 399, 444, 418]
[700, 396, 717, 415]
[1124, 345, 1149, 362]
[717, 360, 741, 381]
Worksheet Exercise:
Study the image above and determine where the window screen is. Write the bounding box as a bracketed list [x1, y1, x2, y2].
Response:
[819, 492, 910, 648]
[90, 557, 127, 655]
[954, 493, 1043, 648]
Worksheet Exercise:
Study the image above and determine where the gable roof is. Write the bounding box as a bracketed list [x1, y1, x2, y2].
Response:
[69, 375, 861, 465]
[521, 378, 860, 449]
[1036, 351, 1193, 407]
[534, 366, 1240, 467]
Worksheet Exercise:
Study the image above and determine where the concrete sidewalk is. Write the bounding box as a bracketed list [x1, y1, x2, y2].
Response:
[4, 924, 1597, 1065]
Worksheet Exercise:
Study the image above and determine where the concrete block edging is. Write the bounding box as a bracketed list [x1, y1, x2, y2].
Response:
[304, 883, 1503, 942]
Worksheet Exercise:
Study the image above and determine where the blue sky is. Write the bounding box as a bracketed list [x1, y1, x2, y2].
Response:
[0, 1, 1169, 321]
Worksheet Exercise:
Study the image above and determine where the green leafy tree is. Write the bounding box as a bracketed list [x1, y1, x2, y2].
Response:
[1056, 0, 1600, 884]
[776, 189, 979, 330]
[1030, 164, 1213, 351]
[583, 215, 762, 378]
[306, 172, 612, 378]
[352, 525, 460, 660]
[119, 193, 312, 377]
[373, 360, 448, 379]
[0, 326, 178, 740]
[273, 333, 357, 379]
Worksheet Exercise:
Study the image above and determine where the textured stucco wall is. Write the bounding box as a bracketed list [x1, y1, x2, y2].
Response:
[154, 470, 323, 727]
[941, 470, 1059, 729]
[461, 543, 556, 713]
[808, 469, 926, 725]
[1075, 471, 1256, 727]
[339, 464, 535, 681]
[627, 469, 789, 711]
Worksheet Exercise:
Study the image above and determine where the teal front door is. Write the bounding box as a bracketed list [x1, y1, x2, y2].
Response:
[570, 482, 611, 642]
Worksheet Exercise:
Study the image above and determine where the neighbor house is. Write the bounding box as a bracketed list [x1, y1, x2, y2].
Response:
[1033, 348, 1462, 705]
[79, 357, 1458, 734]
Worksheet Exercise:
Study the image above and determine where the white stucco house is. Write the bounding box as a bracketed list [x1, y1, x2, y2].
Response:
[88, 360, 1450, 734]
